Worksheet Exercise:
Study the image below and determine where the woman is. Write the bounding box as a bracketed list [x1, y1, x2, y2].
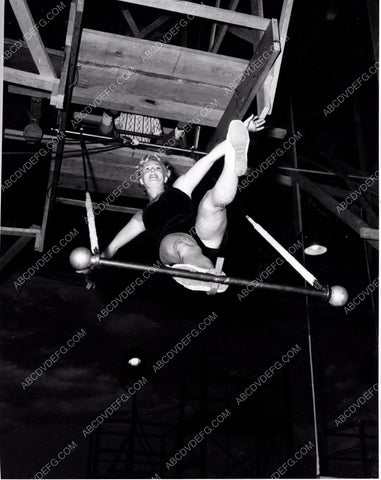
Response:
[94, 115, 264, 292]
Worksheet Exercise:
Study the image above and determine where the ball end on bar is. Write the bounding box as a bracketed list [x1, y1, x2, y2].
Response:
[70, 247, 92, 270]
[328, 285, 349, 307]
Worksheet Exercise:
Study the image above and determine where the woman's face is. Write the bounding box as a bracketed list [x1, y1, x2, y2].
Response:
[141, 159, 167, 190]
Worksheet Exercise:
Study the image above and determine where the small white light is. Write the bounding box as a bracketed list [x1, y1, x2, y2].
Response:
[304, 243, 327, 256]
[128, 357, 141, 367]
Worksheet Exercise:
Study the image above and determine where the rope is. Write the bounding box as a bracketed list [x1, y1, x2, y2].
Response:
[79, 130, 99, 255]
[245, 215, 322, 289]
[306, 304, 321, 477]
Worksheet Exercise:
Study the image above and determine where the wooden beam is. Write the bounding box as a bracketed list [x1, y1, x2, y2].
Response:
[0, 224, 40, 269]
[1, 226, 40, 237]
[4, 67, 58, 91]
[256, 0, 294, 115]
[360, 227, 379, 241]
[229, 25, 256, 44]
[332, 156, 378, 228]
[288, 171, 379, 251]
[0, 0, 4, 252]
[208, 0, 221, 51]
[8, 84, 52, 99]
[8, 0, 57, 78]
[251, 0, 267, 114]
[118, 0, 270, 30]
[251, 0, 264, 49]
[207, 19, 280, 149]
[56, 197, 139, 215]
[39, 0, 84, 252]
[4, 37, 64, 74]
[51, 1, 77, 108]
[265, 0, 294, 114]
[276, 173, 351, 198]
[0, 235, 34, 271]
[137, 14, 171, 39]
[122, 8, 140, 37]
[211, 0, 240, 53]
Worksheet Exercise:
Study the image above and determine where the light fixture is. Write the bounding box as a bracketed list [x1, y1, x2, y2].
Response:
[120, 348, 145, 388]
[304, 241, 327, 256]
[128, 357, 142, 367]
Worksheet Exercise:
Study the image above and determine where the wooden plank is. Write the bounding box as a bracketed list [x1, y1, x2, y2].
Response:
[1, 226, 40, 237]
[211, 0, 240, 53]
[122, 8, 140, 37]
[360, 228, 379, 241]
[8, 0, 57, 78]
[0, 235, 34, 271]
[4, 66, 58, 91]
[118, 0, 270, 30]
[207, 19, 280, 149]
[74, 65, 227, 126]
[4, 33, 245, 125]
[80, 29, 248, 88]
[4, 33, 247, 89]
[8, 85, 51, 98]
[137, 14, 171, 39]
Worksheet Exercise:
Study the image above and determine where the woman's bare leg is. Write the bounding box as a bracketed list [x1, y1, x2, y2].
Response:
[195, 120, 249, 249]
[159, 233, 214, 269]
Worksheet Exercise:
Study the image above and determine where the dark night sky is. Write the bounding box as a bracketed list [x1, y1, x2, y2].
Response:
[1, 0, 378, 478]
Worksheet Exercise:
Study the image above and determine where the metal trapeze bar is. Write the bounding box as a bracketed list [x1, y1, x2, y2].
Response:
[70, 248, 347, 305]
[99, 258, 330, 301]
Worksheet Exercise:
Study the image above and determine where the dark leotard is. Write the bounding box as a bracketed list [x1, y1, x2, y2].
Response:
[142, 187, 195, 243]
[142, 187, 225, 261]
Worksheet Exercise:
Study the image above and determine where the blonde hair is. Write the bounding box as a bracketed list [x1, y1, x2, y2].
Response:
[136, 153, 172, 187]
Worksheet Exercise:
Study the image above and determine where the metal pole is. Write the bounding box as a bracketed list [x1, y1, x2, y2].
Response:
[98, 258, 330, 301]
[61, 129, 208, 156]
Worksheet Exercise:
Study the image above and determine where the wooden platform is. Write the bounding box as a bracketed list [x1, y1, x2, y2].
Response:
[5, 29, 251, 127]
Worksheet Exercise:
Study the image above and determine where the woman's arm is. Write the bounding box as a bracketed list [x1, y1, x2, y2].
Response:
[102, 210, 146, 258]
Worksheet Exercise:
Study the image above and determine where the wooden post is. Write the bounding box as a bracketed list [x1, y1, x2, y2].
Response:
[207, 19, 280, 149]
[257, 0, 294, 116]
[8, 0, 57, 78]
[39, 0, 84, 252]
[210, 0, 240, 53]
[0, 0, 4, 248]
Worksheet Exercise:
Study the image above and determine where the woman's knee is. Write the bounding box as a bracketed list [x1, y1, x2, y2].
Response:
[159, 233, 199, 264]
[201, 189, 228, 212]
